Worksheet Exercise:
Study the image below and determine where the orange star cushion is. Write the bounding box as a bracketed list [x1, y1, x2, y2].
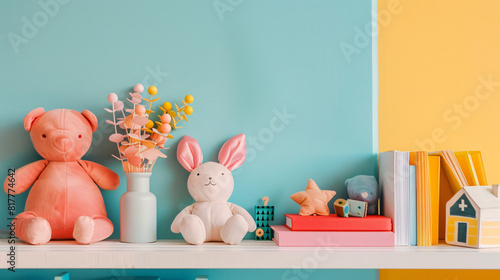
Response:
[290, 179, 336, 216]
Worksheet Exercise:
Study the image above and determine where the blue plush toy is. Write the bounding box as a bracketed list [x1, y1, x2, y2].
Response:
[345, 175, 378, 215]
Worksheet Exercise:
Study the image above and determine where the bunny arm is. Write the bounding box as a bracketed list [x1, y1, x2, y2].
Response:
[77, 160, 120, 190]
[229, 203, 256, 232]
[171, 204, 195, 233]
[3, 160, 48, 194]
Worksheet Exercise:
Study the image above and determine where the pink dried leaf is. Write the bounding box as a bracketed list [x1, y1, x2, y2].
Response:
[126, 155, 142, 167]
[127, 98, 142, 105]
[124, 146, 138, 154]
[122, 142, 136, 146]
[129, 92, 143, 99]
[109, 133, 125, 143]
[111, 154, 122, 161]
[106, 120, 116, 126]
[124, 146, 139, 156]
[125, 109, 134, 113]
[117, 117, 124, 120]
[119, 123, 126, 129]
[116, 120, 124, 125]
[114, 101, 124, 111]
[132, 116, 149, 126]
[124, 146, 141, 167]
[128, 134, 141, 140]
[139, 147, 167, 161]
[104, 108, 114, 113]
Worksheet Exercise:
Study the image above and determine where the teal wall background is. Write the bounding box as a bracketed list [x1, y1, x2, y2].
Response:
[1, 0, 377, 279]
[0, 268, 378, 280]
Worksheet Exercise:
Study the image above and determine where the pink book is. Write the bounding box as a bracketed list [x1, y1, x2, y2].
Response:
[271, 225, 395, 247]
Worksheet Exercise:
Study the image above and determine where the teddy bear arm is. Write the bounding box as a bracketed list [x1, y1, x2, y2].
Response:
[171, 204, 195, 233]
[78, 160, 120, 190]
[229, 203, 256, 232]
[3, 160, 48, 194]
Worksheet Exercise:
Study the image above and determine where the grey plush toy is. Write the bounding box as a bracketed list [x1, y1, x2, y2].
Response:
[345, 175, 378, 215]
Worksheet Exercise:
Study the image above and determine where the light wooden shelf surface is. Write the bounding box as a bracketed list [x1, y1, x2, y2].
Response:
[1, 239, 500, 269]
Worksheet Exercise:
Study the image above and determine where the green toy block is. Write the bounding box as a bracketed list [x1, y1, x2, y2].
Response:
[254, 205, 274, 240]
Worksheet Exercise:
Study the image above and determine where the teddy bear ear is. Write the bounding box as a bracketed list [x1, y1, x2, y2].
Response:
[81, 110, 98, 132]
[24, 107, 45, 132]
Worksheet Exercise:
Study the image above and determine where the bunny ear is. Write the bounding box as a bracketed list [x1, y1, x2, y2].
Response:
[24, 107, 45, 132]
[177, 135, 203, 172]
[218, 134, 246, 171]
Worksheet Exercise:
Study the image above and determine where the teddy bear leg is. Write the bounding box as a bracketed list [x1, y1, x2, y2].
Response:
[179, 214, 206, 245]
[73, 216, 113, 245]
[15, 212, 52, 245]
[221, 214, 248, 245]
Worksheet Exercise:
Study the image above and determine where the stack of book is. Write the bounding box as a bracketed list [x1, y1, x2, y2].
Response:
[379, 150, 487, 246]
[271, 214, 394, 247]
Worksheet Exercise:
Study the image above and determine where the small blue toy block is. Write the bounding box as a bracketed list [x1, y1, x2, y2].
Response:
[347, 199, 368, 217]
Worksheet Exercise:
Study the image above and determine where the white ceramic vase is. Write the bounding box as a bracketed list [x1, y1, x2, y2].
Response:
[120, 172, 157, 243]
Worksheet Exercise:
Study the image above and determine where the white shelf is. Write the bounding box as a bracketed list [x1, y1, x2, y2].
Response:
[1, 239, 500, 269]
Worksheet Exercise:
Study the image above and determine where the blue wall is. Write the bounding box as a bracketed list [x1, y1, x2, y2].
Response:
[1, 0, 377, 279]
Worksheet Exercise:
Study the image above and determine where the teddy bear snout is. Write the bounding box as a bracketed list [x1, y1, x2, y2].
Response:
[54, 134, 74, 153]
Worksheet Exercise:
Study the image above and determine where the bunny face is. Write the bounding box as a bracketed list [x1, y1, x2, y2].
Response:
[188, 162, 234, 202]
[177, 134, 246, 202]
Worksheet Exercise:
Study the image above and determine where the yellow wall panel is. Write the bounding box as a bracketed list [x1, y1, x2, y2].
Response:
[379, 0, 500, 183]
[379, 0, 500, 278]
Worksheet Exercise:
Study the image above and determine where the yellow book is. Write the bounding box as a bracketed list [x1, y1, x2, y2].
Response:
[428, 156, 440, 245]
[438, 166, 454, 240]
[454, 151, 479, 186]
[410, 151, 431, 246]
[429, 150, 467, 193]
[469, 151, 488, 185]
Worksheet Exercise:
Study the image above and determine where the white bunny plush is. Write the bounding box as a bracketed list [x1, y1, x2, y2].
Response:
[171, 134, 256, 245]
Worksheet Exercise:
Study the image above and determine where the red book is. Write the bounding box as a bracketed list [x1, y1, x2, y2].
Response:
[272, 225, 395, 247]
[284, 214, 392, 231]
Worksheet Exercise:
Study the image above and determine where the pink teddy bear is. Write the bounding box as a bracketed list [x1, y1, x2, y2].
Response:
[3, 108, 120, 245]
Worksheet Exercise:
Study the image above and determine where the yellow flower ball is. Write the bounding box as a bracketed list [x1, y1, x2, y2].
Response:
[184, 105, 193, 115]
[162, 102, 172, 111]
[185, 94, 194, 104]
[145, 120, 154, 129]
[148, 86, 158, 95]
[167, 110, 177, 118]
